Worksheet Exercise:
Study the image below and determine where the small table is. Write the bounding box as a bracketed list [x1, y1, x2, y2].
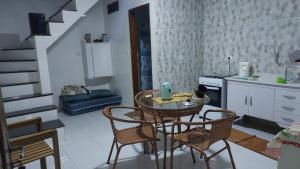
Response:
[135, 90, 210, 169]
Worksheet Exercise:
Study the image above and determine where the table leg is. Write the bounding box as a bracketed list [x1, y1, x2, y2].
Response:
[160, 116, 167, 169]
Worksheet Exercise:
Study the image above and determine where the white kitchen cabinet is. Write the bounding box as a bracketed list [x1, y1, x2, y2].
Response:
[226, 74, 300, 128]
[227, 83, 249, 117]
[227, 82, 275, 121]
[81, 41, 113, 79]
[248, 86, 275, 120]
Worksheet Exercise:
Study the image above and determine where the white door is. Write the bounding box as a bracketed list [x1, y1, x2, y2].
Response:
[248, 85, 275, 121]
[92, 43, 113, 77]
[227, 83, 249, 117]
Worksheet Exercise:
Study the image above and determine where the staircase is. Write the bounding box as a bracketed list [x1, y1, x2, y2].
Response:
[0, 0, 99, 125]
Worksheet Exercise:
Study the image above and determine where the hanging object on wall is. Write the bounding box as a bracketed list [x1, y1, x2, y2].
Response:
[107, 1, 119, 14]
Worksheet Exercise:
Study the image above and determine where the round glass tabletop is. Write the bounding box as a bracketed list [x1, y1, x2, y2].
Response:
[136, 90, 210, 111]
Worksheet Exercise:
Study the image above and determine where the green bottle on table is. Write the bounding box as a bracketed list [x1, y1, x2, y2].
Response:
[161, 82, 172, 100]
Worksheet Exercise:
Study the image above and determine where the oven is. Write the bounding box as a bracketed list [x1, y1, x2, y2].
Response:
[199, 76, 227, 108]
[204, 85, 222, 107]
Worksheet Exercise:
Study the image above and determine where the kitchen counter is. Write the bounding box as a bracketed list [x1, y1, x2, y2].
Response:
[225, 73, 300, 90]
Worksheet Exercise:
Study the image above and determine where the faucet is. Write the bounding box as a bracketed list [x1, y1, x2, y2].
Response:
[270, 45, 283, 66]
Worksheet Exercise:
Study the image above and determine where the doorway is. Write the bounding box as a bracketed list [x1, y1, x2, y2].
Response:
[129, 4, 153, 101]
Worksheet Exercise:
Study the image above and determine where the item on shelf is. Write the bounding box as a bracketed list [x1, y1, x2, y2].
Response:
[101, 34, 109, 42]
[239, 62, 250, 77]
[93, 38, 103, 42]
[84, 34, 92, 43]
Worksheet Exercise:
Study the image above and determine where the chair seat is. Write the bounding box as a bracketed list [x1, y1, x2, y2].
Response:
[11, 141, 54, 167]
[116, 125, 155, 145]
[173, 127, 211, 152]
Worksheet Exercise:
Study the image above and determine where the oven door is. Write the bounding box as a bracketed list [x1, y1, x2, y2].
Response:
[204, 85, 222, 108]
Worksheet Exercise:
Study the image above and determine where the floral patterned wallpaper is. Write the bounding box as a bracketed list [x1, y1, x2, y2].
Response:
[151, 0, 300, 92]
[202, 0, 300, 75]
[152, 0, 204, 91]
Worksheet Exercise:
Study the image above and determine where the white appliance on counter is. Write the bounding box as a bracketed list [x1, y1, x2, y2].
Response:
[199, 74, 234, 108]
[239, 62, 250, 77]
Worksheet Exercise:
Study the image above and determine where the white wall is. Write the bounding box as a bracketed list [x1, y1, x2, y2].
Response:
[48, 2, 109, 106]
[0, 0, 69, 40]
[103, 0, 151, 106]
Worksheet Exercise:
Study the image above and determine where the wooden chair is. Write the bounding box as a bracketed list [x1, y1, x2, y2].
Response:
[169, 109, 236, 169]
[103, 106, 159, 169]
[7, 117, 61, 169]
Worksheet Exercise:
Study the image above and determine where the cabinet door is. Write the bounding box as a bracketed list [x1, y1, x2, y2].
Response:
[227, 83, 249, 117]
[248, 85, 275, 121]
[92, 43, 113, 77]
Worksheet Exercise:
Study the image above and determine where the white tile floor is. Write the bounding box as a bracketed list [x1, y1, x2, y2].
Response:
[25, 106, 278, 169]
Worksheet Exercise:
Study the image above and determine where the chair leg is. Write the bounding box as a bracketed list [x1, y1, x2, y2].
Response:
[190, 147, 196, 163]
[40, 157, 47, 169]
[112, 147, 122, 169]
[224, 140, 236, 169]
[202, 153, 210, 169]
[107, 139, 116, 164]
[170, 139, 174, 169]
[153, 141, 160, 169]
[53, 132, 61, 169]
[200, 152, 203, 159]
[144, 142, 149, 154]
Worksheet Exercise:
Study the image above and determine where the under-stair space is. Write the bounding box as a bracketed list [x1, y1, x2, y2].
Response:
[0, 0, 100, 129]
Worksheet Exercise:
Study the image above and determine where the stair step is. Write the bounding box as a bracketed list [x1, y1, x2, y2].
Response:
[6, 105, 57, 118]
[0, 70, 38, 74]
[0, 81, 39, 87]
[49, 20, 64, 23]
[8, 119, 65, 139]
[5, 105, 57, 118]
[64, 9, 77, 11]
[25, 34, 51, 40]
[0, 59, 37, 62]
[3, 93, 53, 102]
[2, 48, 35, 51]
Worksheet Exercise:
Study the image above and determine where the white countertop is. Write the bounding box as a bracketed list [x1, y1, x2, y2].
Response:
[225, 73, 300, 89]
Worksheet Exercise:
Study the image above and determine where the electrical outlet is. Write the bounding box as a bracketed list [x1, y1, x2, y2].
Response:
[227, 55, 233, 60]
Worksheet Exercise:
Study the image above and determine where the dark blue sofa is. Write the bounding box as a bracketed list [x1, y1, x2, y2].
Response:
[60, 90, 122, 116]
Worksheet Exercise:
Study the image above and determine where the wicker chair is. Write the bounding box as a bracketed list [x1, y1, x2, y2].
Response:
[7, 117, 61, 169]
[103, 106, 159, 169]
[169, 109, 236, 169]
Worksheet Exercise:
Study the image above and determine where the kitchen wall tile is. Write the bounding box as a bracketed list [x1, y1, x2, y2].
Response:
[202, 0, 300, 75]
[153, 0, 204, 91]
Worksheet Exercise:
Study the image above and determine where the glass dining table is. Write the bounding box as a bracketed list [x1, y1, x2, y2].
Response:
[135, 90, 210, 169]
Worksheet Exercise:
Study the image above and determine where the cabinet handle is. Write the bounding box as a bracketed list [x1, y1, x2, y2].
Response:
[245, 96, 247, 105]
[250, 96, 252, 106]
[282, 106, 295, 112]
[283, 95, 296, 100]
[281, 117, 295, 123]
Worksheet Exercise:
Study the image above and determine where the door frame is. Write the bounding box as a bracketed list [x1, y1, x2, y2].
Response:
[128, 3, 151, 104]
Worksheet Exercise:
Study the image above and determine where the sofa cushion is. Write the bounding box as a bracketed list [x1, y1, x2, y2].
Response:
[60, 94, 90, 103]
[89, 89, 113, 98]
